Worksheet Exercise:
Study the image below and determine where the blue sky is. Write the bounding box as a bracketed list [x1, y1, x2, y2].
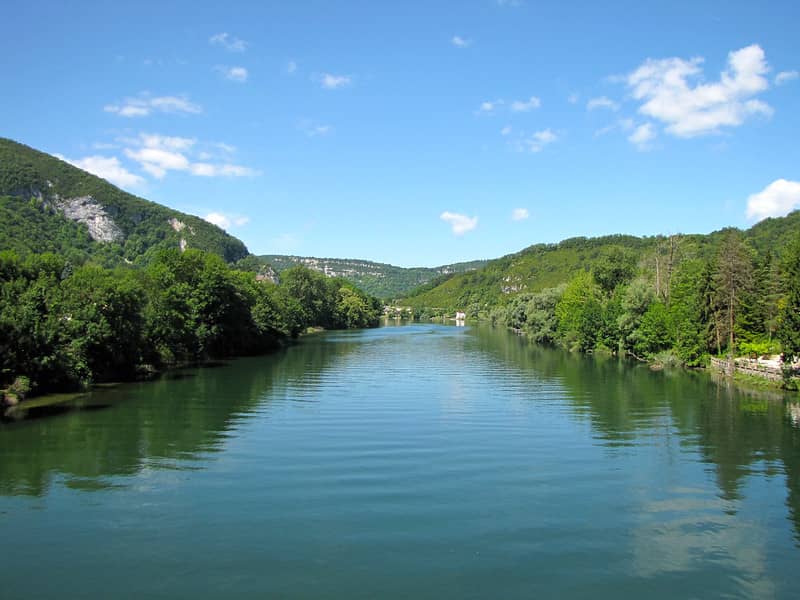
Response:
[2, 0, 799, 267]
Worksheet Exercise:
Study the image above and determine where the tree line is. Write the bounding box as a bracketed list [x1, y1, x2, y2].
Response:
[490, 231, 800, 384]
[0, 249, 382, 398]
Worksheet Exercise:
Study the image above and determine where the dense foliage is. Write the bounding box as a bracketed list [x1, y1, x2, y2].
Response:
[0, 250, 381, 395]
[402, 213, 800, 376]
[0, 138, 249, 266]
[403, 234, 658, 314]
[485, 228, 800, 373]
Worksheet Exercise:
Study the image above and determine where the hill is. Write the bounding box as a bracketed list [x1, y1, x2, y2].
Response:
[0, 138, 248, 266]
[258, 254, 487, 299]
[403, 212, 800, 313]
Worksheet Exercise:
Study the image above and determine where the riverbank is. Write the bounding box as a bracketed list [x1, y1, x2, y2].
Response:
[497, 320, 800, 394]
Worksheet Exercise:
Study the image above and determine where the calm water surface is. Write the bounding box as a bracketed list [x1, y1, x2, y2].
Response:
[2, 323, 800, 599]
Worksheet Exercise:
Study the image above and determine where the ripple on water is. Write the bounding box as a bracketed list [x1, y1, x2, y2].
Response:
[1, 324, 799, 599]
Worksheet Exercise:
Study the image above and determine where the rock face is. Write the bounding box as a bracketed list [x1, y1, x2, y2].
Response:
[53, 196, 124, 243]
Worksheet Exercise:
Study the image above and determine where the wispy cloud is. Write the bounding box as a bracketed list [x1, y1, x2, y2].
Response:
[594, 118, 635, 137]
[510, 96, 541, 112]
[287, 60, 297, 74]
[55, 154, 144, 188]
[513, 129, 558, 153]
[477, 99, 503, 114]
[318, 73, 352, 89]
[627, 122, 656, 150]
[500, 125, 512, 136]
[121, 133, 259, 179]
[216, 66, 248, 82]
[209, 32, 247, 52]
[587, 96, 620, 111]
[298, 119, 333, 137]
[479, 96, 540, 114]
[204, 211, 250, 229]
[440, 211, 478, 235]
[625, 44, 772, 137]
[746, 179, 800, 221]
[775, 70, 798, 85]
[451, 35, 472, 48]
[567, 92, 580, 104]
[104, 94, 202, 117]
[511, 208, 529, 221]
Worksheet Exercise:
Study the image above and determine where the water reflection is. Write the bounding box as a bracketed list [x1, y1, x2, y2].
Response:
[1, 323, 799, 598]
[0, 336, 362, 497]
[467, 324, 800, 545]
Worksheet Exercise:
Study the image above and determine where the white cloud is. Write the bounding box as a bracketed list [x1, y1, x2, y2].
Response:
[216, 66, 248, 82]
[104, 94, 202, 117]
[120, 133, 259, 180]
[137, 133, 196, 151]
[595, 118, 635, 137]
[204, 211, 250, 229]
[209, 32, 247, 52]
[56, 154, 144, 188]
[628, 123, 656, 150]
[775, 70, 798, 85]
[319, 73, 352, 89]
[511, 208, 529, 221]
[298, 119, 333, 137]
[125, 147, 190, 178]
[587, 96, 620, 111]
[215, 142, 236, 153]
[510, 96, 541, 112]
[522, 129, 558, 152]
[567, 92, 579, 104]
[451, 35, 472, 48]
[440, 211, 478, 235]
[287, 60, 297, 74]
[745, 179, 800, 221]
[478, 99, 503, 114]
[106, 104, 149, 117]
[191, 163, 259, 177]
[500, 125, 512, 136]
[626, 44, 773, 137]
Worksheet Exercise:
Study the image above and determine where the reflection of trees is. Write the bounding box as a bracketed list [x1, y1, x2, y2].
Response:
[468, 324, 800, 543]
[0, 335, 361, 497]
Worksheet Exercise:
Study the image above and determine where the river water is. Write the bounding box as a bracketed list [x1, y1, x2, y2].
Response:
[1, 323, 799, 598]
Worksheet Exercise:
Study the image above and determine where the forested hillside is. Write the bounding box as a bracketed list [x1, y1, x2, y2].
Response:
[0, 138, 248, 265]
[259, 254, 487, 299]
[0, 250, 382, 400]
[0, 138, 387, 403]
[404, 212, 800, 377]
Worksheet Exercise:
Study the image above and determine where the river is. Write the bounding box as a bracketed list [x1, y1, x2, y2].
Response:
[1, 323, 799, 598]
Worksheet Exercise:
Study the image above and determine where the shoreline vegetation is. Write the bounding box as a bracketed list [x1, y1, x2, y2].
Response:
[1, 249, 382, 413]
[397, 226, 800, 393]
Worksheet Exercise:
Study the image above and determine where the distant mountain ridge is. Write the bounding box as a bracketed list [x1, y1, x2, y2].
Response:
[0, 137, 249, 265]
[259, 255, 488, 299]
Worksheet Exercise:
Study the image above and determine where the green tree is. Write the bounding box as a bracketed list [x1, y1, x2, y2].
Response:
[777, 234, 800, 370]
[555, 271, 603, 352]
[668, 259, 710, 366]
[712, 231, 754, 370]
[57, 266, 147, 382]
[592, 245, 637, 295]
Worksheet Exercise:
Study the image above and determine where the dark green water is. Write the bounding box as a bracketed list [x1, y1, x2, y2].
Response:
[2, 323, 800, 599]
